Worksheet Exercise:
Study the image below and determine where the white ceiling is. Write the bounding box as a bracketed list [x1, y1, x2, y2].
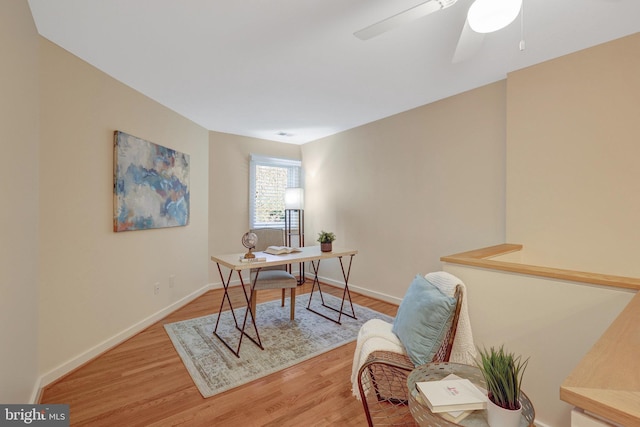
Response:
[28, 0, 640, 144]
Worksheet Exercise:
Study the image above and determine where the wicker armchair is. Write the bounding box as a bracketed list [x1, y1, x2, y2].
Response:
[357, 285, 463, 426]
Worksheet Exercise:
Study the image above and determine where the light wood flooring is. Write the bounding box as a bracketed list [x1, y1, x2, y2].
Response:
[40, 282, 399, 426]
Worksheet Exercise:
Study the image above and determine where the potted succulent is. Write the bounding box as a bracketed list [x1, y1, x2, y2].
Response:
[317, 230, 336, 252]
[476, 345, 529, 427]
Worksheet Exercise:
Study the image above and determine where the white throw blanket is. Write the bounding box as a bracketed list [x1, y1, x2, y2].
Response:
[424, 271, 477, 365]
[351, 271, 477, 399]
[350, 319, 405, 399]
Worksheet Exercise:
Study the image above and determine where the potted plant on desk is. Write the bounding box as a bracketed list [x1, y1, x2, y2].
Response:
[317, 230, 336, 252]
[476, 345, 529, 427]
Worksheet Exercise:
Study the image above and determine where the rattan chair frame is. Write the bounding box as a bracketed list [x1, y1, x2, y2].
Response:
[357, 285, 464, 427]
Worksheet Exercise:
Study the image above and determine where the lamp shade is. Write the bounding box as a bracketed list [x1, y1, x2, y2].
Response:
[467, 0, 522, 34]
[285, 187, 304, 210]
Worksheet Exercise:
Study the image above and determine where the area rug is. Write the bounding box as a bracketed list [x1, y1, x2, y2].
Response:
[164, 293, 393, 398]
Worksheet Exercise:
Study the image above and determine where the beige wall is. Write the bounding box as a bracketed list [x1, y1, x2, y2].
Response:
[208, 132, 301, 285]
[301, 82, 507, 301]
[506, 33, 640, 277]
[0, 0, 40, 403]
[38, 39, 210, 381]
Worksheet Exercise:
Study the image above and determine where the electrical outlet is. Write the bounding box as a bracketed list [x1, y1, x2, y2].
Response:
[169, 275, 175, 288]
[154, 282, 160, 295]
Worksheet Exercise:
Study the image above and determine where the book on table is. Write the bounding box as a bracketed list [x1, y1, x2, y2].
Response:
[264, 246, 302, 255]
[415, 391, 474, 424]
[440, 408, 474, 424]
[415, 376, 487, 414]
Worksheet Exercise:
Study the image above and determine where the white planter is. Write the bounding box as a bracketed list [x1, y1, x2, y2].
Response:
[486, 398, 522, 427]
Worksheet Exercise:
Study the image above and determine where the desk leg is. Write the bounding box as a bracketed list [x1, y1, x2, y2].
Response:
[213, 264, 239, 331]
[306, 254, 357, 324]
[336, 254, 357, 323]
[212, 263, 264, 358]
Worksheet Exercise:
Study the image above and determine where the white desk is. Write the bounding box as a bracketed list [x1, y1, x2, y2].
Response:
[210, 246, 358, 357]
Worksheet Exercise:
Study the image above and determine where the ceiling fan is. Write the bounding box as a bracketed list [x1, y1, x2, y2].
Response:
[354, 0, 524, 62]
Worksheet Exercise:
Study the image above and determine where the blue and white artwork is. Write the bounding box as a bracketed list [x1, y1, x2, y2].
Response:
[114, 131, 190, 232]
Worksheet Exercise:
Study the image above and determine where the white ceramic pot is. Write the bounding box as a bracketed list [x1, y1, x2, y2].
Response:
[486, 398, 522, 427]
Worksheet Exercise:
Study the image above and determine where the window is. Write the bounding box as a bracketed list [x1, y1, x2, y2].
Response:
[249, 155, 303, 228]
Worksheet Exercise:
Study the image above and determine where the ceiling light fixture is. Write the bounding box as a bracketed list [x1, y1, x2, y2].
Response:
[467, 0, 522, 34]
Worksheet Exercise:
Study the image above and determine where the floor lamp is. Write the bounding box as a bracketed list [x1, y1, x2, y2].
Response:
[285, 188, 305, 284]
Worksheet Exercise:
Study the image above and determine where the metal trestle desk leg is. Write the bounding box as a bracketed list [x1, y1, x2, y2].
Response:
[212, 263, 264, 357]
[306, 254, 357, 324]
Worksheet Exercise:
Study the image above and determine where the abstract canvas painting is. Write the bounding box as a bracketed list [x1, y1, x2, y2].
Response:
[113, 131, 190, 232]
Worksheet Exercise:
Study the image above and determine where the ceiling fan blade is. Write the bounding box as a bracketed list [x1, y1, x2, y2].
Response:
[452, 19, 485, 63]
[354, 0, 458, 41]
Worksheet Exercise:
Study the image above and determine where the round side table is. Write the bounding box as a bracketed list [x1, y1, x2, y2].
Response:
[407, 362, 535, 427]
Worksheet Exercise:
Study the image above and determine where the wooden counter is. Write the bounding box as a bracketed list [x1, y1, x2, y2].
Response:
[560, 292, 640, 426]
[442, 244, 640, 426]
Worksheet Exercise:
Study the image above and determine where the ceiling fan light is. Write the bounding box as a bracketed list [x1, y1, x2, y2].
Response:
[467, 0, 522, 34]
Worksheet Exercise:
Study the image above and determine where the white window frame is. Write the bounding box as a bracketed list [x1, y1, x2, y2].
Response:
[249, 154, 303, 229]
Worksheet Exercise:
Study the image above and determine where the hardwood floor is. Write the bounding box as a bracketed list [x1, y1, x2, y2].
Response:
[40, 283, 399, 426]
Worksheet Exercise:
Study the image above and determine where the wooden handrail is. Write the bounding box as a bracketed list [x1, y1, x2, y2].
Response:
[441, 243, 640, 291]
[441, 243, 640, 425]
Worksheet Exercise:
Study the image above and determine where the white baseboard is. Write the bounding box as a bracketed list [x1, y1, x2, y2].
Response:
[33, 275, 555, 424]
[32, 275, 395, 402]
[29, 380, 44, 405]
[35, 282, 214, 398]
[216, 271, 402, 306]
[304, 273, 402, 306]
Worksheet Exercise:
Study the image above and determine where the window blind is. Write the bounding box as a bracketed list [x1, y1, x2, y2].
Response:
[249, 155, 302, 228]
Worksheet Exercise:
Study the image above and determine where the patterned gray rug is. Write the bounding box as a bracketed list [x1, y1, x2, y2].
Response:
[164, 292, 393, 398]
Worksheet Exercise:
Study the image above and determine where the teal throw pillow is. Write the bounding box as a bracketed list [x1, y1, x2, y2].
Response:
[392, 274, 456, 366]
